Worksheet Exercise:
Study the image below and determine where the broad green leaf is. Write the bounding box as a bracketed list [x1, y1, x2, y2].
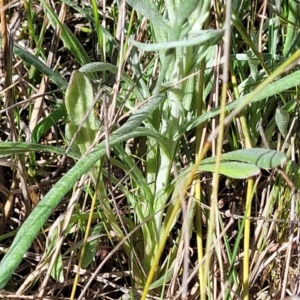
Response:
[202, 148, 287, 169]
[65, 71, 101, 184]
[65, 71, 95, 131]
[65, 71, 98, 155]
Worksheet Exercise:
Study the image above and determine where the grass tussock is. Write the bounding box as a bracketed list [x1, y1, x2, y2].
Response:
[0, 0, 300, 299]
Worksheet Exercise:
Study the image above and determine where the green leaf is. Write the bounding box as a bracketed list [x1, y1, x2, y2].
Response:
[65, 71, 96, 130]
[0, 127, 168, 160]
[0, 142, 80, 159]
[173, 0, 199, 30]
[281, 99, 297, 113]
[39, 0, 91, 68]
[283, 1, 300, 57]
[275, 108, 290, 138]
[168, 0, 203, 45]
[80, 62, 120, 73]
[31, 105, 67, 143]
[202, 148, 287, 169]
[199, 162, 260, 179]
[130, 29, 224, 51]
[51, 254, 64, 283]
[0, 37, 67, 91]
[65, 71, 98, 155]
[187, 69, 300, 131]
[82, 223, 103, 268]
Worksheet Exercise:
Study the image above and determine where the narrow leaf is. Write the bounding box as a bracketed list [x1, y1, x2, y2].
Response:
[0, 127, 168, 160]
[130, 29, 224, 51]
[40, 0, 91, 67]
[0, 37, 67, 91]
[51, 254, 64, 283]
[202, 148, 287, 169]
[32, 105, 66, 143]
[0, 142, 80, 159]
[82, 223, 103, 268]
[199, 162, 260, 179]
[187, 69, 300, 131]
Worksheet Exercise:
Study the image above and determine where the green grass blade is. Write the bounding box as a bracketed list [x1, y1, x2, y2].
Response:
[31, 105, 67, 143]
[0, 37, 67, 91]
[283, 1, 300, 57]
[60, 0, 119, 50]
[187, 69, 300, 131]
[39, 0, 91, 67]
[0, 142, 80, 159]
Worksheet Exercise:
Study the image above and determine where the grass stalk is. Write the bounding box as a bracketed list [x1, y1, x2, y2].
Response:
[70, 177, 99, 300]
[242, 178, 254, 300]
[201, 0, 232, 294]
[196, 57, 207, 300]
